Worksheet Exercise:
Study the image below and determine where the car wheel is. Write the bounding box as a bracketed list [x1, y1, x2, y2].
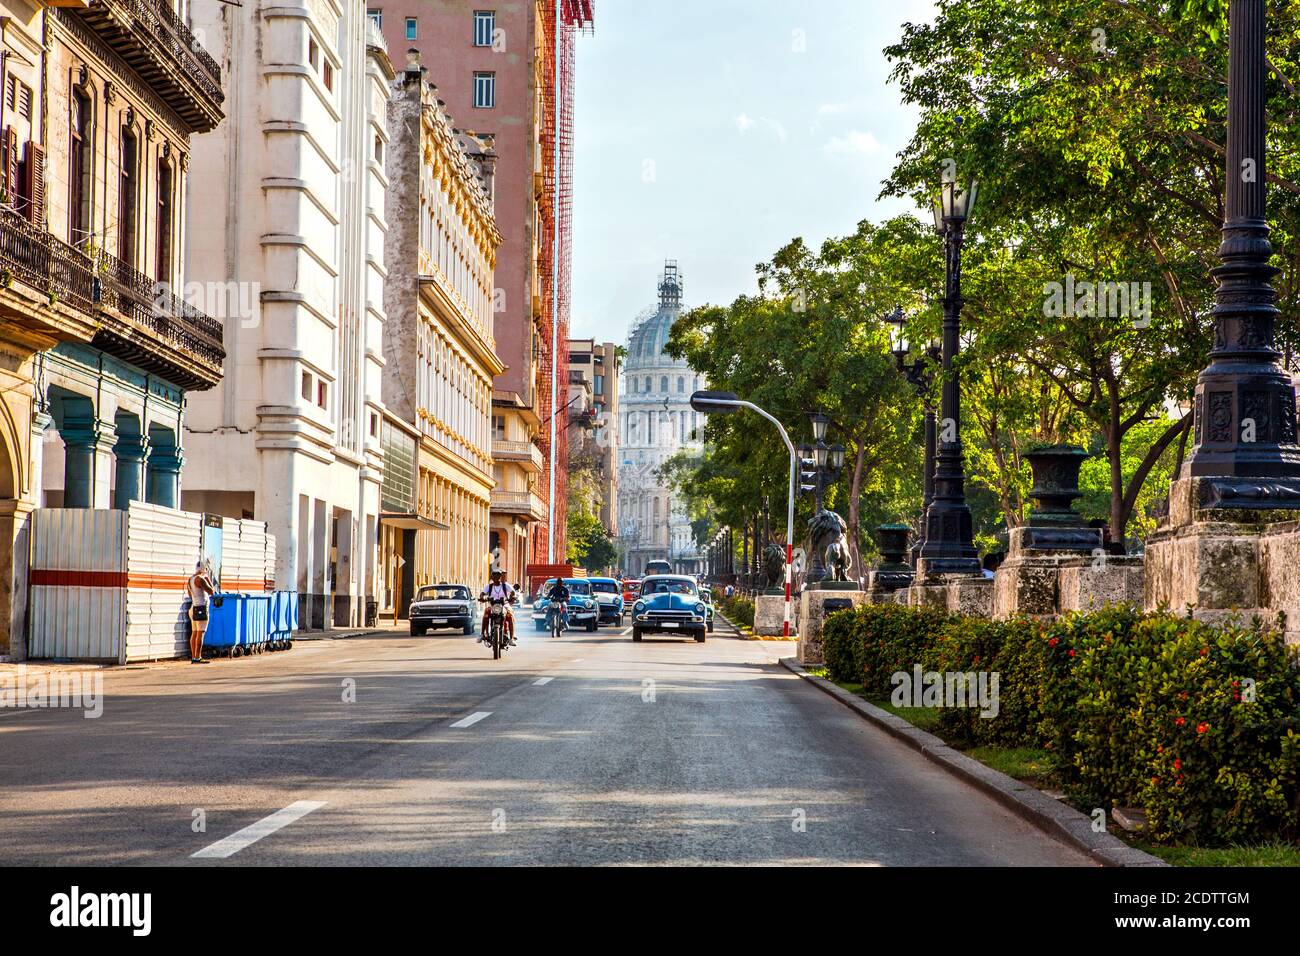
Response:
[587, 620, 598, 632]
[463, 623, 475, 636]
[707, 621, 714, 633]
[410, 625, 426, 636]
[632, 628, 643, 642]
[694, 630, 707, 643]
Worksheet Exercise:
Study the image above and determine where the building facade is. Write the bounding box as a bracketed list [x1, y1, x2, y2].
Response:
[378, 1, 590, 572]
[617, 262, 704, 577]
[182, 0, 391, 630]
[0, 0, 225, 656]
[567, 337, 617, 532]
[382, 53, 502, 604]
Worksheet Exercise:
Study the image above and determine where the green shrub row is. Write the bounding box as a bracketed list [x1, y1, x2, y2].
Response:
[820, 603, 1300, 845]
[718, 593, 755, 628]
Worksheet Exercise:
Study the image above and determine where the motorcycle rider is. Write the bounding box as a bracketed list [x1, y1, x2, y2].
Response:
[543, 578, 571, 633]
[480, 570, 517, 646]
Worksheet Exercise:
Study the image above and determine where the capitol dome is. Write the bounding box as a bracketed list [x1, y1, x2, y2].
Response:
[626, 261, 690, 369]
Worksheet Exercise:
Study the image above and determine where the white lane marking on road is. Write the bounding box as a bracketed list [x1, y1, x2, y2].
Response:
[0, 708, 41, 718]
[532, 677, 553, 686]
[192, 800, 326, 859]
[450, 711, 492, 728]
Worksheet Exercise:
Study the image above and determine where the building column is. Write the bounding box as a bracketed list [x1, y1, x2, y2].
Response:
[114, 430, 148, 510]
[61, 413, 115, 509]
[145, 439, 182, 509]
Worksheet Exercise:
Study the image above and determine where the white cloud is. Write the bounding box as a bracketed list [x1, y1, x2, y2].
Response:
[734, 113, 788, 143]
[822, 129, 882, 158]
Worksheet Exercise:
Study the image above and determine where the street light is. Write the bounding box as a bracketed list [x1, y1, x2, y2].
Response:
[1179, 0, 1300, 504]
[801, 410, 847, 584]
[918, 165, 983, 576]
[886, 307, 941, 565]
[691, 389, 799, 637]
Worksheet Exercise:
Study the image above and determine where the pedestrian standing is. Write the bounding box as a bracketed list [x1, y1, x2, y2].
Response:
[187, 561, 215, 664]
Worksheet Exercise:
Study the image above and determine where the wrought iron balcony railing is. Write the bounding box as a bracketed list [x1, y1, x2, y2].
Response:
[0, 210, 224, 388]
[57, 0, 224, 132]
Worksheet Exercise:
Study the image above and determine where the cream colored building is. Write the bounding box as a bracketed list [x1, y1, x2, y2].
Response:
[382, 52, 502, 605]
[182, 0, 391, 629]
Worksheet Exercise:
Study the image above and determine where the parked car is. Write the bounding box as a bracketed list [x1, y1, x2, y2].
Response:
[587, 577, 624, 625]
[408, 584, 477, 636]
[629, 574, 708, 643]
[644, 560, 673, 577]
[699, 587, 716, 632]
[532, 578, 600, 632]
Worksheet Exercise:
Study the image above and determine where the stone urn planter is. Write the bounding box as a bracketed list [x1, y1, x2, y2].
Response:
[1025, 445, 1089, 526]
[1019, 445, 1098, 552]
[871, 523, 914, 592]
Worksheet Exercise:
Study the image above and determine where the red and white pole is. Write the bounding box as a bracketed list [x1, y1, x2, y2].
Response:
[783, 542, 793, 638]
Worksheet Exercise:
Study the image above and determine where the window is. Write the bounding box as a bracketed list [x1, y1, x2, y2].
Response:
[492, 415, 506, 441]
[323, 61, 334, 91]
[473, 72, 495, 109]
[405, 17, 417, 40]
[308, 38, 319, 69]
[119, 127, 137, 264]
[301, 371, 313, 401]
[367, 9, 382, 29]
[473, 10, 495, 47]
[6, 77, 31, 120]
[317, 379, 329, 409]
[374, 134, 383, 164]
[660, 376, 668, 392]
[155, 161, 173, 282]
[677, 376, 685, 392]
[68, 89, 92, 245]
[369, 412, 379, 438]
[594, 375, 604, 396]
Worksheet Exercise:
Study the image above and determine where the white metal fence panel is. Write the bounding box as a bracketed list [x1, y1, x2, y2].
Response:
[29, 509, 127, 661]
[223, 519, 271, 592]
[123, 502, 203, 663]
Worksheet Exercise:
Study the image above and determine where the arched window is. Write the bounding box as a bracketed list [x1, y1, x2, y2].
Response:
[645, 376, 652, 393]
[677, 376, 685, 393]
[660, 376, 669, 392]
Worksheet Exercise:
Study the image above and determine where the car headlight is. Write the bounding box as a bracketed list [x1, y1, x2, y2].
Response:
[634, 601, 645, 612]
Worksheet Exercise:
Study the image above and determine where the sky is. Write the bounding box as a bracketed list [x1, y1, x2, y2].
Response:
[570, 0, 939, 344]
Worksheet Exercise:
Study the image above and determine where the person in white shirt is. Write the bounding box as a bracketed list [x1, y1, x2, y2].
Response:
[480, 570, 517, 645]
[186, 561, 215, 664]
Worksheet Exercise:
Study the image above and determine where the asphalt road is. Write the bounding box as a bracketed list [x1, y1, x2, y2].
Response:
[0, 614, 1093, 866]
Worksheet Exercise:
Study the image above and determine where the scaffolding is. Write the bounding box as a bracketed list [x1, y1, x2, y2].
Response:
[535, 0, 595, 565]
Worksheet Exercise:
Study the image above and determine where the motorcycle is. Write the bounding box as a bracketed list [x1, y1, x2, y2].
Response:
[480, 596, 514, 659]
[547, 601, 567, 640]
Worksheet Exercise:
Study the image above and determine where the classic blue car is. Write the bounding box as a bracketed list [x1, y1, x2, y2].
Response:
[630, 574, 708, 643]
[586, 577, 624, 626]
[532, 578, 600, 632]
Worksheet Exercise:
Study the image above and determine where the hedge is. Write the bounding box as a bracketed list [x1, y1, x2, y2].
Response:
[718, 594, 755, 628]
[821, 602, 1300, 846]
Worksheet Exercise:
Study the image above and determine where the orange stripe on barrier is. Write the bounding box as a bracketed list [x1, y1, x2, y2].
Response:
[30, 569, 129, 588]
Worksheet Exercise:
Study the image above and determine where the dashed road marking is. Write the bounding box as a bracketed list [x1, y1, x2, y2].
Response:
[532, 677, 553, 686]
[192, 800, 326, 859]
[450, 711, 492, 728]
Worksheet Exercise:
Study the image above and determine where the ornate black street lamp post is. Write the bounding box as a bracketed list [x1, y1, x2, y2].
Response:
[886, 308, 942, 565]
[917, 170, 983, 576]
[798, 411, 845, 514]
[1182, 0, 1300, 501]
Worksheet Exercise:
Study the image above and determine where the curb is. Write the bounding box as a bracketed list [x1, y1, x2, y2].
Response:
[292, 628, 396, 642]
[780, 657, 1167, 868]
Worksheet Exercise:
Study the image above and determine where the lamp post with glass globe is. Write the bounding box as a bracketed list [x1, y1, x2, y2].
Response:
[917, 169, 983, 577]
[798, 411, 846, 515]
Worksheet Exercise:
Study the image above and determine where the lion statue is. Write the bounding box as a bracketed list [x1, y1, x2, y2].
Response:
[761, 543, 786, 590]
[808, 509, 852, 583]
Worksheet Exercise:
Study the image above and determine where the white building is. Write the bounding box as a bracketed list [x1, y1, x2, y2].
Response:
[617, 261, 705, 577]
[181, 1, 393, 629]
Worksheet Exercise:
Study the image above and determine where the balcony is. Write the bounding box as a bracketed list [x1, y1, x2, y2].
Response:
[492, 439, 545, 473]
[0, 211, 225, 389]
[56, 0, 224, 133]
[490, 489, 548, 522]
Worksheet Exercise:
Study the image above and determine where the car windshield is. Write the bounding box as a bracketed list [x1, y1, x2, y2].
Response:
[645, 578, 697, 596]
[416, 586, 469, 601]
[590, 581, 618, 593]
[565, 581, 591, 595]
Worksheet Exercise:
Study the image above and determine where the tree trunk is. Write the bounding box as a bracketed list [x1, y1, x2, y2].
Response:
[847, 441, 866, 585]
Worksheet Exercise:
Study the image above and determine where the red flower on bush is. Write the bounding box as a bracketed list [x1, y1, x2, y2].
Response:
[1048, 637, 1059, 647]
[1197, 722, 1209, 735]
[1068, 649, 1076, 658]
[1200, 647, 1209, 657]
[1175, 717, 1186, 727]
[1151, 776, 1159, 786]
[1173, 758, 1182, 771]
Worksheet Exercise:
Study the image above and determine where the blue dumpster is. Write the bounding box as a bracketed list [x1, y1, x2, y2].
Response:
[203, 594, 243, 656]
